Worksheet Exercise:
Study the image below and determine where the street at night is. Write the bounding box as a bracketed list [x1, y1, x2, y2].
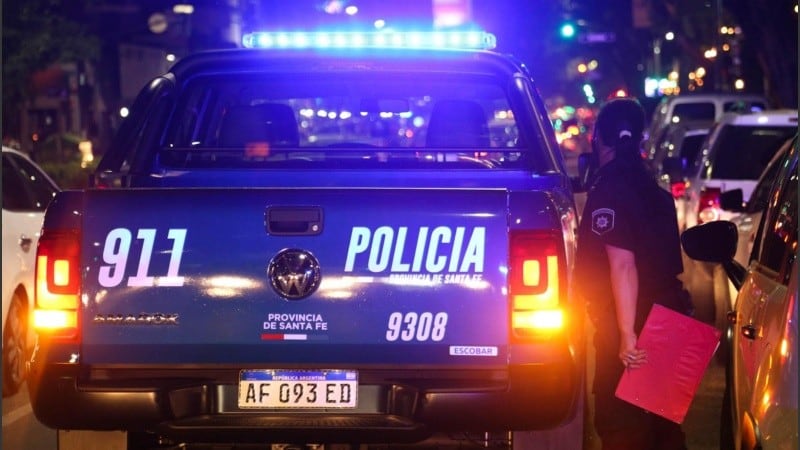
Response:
[2, 1, 797, 450]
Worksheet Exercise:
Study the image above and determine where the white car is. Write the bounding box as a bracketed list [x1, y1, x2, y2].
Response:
[682, 109, 798, 231]
[645, 92, 769, 152]
[646, 120, 713, 231]
[679, 110, 797, 346]
[2, 146, 59, 396]
[722, 135, 796, 269]
[710, 136, 796, 338]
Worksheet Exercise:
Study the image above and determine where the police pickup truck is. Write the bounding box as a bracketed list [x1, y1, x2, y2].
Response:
[29, 31, 584, 449]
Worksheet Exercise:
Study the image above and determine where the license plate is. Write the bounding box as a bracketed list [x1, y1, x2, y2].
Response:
[238, 369, 358, 409]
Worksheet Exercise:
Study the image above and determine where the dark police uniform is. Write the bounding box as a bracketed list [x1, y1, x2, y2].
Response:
[575, 156, 692, 449]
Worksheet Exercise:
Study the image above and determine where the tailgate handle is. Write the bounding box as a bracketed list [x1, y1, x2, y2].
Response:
[266, 206, 323, 235]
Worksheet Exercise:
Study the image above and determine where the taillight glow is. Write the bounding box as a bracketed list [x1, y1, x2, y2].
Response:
[670, 181, 686, 198]
[33, 309, 77, 330]
[509, 231, 565, 337]
[698, 187, 721, 224]
[35, 230, 80, 338]
[512, 310, 564, 331]
[36, 256, 78, 309]
[514, 255, 559, 309]
[53, 260, 71, 286]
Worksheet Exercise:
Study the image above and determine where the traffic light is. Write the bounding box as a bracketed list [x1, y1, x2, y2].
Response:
[559, 22, 576, 39]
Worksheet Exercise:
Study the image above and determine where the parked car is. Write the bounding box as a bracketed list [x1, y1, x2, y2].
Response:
[1, 146, 59, 396]
[647, 120, 713, 173]
[678, 110, 796, 340]
[720, 135, 796, 269]
[682, 109, 798, 231]
[646, 120, 713, 230]
[681, 135, 798, 450]
[698, 135, 799, 335]
[645, 92, 769, 151]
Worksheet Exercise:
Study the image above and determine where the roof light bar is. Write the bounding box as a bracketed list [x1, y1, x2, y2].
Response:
[242, 31, 497, 50]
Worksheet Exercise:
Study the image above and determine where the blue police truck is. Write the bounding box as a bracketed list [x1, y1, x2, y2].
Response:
[29, 31, 585, 450]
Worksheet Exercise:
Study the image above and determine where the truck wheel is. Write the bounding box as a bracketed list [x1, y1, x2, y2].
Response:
[2, 293, 28, 397]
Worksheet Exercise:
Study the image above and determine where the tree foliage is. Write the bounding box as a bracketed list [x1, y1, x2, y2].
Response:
[2, 0, 100, 138]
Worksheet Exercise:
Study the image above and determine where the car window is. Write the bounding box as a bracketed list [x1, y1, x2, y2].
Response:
[705, 126, 797, 180]
[746, 147, 789, 213]
[2, 152, 57, 212]
[672, 103, 715, 123]
[723, 100, 767, 113]
[157, 72, 530, 170]
[752, 142, 798, 285]
[678, 133, 706, 163]
[3, 153, 32, 210]
[97, 76, 175, 175]
[11, 153, 58, 210]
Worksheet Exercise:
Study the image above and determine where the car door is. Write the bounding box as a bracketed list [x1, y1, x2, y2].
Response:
[730, 137, 798, 449]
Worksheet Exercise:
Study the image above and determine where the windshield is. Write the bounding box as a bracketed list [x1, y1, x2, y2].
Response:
[159, 72, 528, 170]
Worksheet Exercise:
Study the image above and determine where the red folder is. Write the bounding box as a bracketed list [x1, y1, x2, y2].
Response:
[615, 303, 722, 424]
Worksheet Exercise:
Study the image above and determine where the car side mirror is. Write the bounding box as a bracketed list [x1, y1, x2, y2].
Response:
[681, 221, 746, 289]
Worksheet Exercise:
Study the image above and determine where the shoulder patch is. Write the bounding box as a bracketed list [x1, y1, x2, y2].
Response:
[591, 208, 615, 235]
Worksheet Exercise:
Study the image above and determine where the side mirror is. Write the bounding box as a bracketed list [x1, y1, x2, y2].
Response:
[681, 221, 746, 289]
[719, 189, 744, 212]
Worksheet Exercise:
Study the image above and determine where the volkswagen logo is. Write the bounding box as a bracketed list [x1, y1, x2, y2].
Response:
[268, 249, 321, 300]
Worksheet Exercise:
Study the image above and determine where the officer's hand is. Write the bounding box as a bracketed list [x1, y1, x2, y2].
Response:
[619, 333, 647, 369]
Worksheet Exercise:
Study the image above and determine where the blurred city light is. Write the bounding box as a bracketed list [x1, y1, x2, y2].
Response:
[78, 140, 94, 168]
[323, 0, 344, 14]
[173, 4, 194, 15]
[559, 22, 576, 39]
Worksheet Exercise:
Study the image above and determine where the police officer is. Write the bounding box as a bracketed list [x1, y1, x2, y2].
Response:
[575, 97, 693, 450]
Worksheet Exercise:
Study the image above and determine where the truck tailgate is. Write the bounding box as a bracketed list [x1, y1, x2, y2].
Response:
[80, 188, 509, 366]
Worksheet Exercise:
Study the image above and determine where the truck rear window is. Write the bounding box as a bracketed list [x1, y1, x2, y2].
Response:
[159, 72, 529, 169]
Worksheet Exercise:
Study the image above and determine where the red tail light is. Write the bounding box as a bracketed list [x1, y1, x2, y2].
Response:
[509, 230, 565, 338]
[698, 187, 722, 224]
[34, 230, 81, 340]
[670, 181, 686, 199]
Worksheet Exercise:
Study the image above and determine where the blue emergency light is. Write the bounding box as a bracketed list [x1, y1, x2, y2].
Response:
[242, 31, 497, 51]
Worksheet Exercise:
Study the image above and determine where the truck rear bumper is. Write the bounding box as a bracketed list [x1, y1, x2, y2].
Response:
[29, 360, 580, 444]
